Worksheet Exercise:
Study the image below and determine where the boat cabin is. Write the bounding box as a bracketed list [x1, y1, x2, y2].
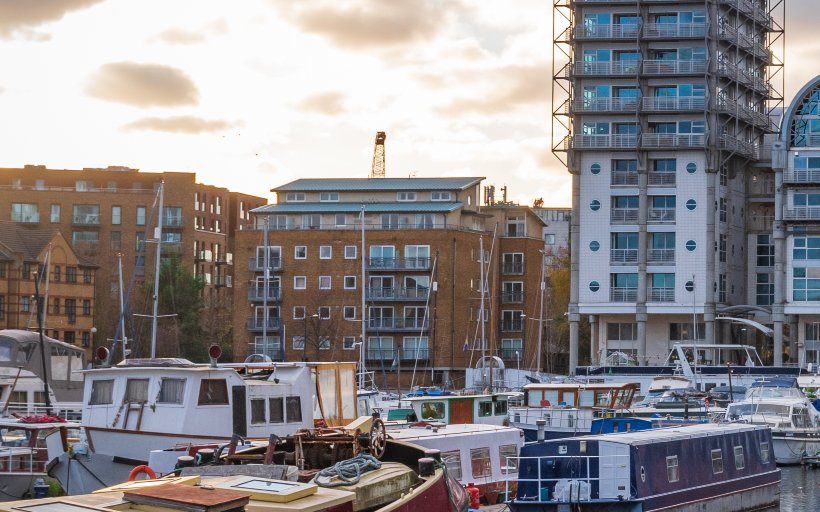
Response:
[522, 383, 637, 409]
[589, 417, 708, 435]
[402, 394, 510, 426]
[0, 419, 79, 479]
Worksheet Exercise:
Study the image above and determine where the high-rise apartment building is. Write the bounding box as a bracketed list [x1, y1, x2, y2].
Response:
[557, 0, 784, 371]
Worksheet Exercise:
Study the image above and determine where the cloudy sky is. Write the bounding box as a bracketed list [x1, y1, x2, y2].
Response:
[0, 1, 813, 206]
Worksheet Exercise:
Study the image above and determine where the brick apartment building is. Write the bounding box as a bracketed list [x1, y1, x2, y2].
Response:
[232, 177, 550, 389]
[0, 165, 267, 354]
[0, 221, 96, 357]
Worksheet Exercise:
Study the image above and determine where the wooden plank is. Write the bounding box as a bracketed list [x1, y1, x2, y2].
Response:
[124, 484, 250, 512]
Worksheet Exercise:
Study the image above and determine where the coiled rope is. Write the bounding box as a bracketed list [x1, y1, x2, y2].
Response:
[312, 454, 382, 487]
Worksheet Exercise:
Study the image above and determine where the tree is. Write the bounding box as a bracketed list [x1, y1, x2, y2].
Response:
[298, 295, 342, 362]
[543, 246, 591, 373]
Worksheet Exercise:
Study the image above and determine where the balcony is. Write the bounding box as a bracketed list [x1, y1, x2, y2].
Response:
[719, 26, 773, 63]
[642, 59, 707, 75]
[161, 242, 182, 255]
[366, 317, 430, 331]
[366, 287, 430, 301]
[610, 249, 638, 263]
[611, 172, 639, 186]
[572, 97, 638, 113]
[571, 61, 638, 76]
[501, 291, 524, 304]
[718, 62, 772, 97]
[783, 208, 820, 222]
[785, 170, 820, 184]
[610, 287, 638, 302]
[647, 249, 675, 263]
[748, 214, 774, 231]
[648, 172, 676, 186]
[72, 214, 100, 226]
[502, 262, 524, 275]
[248, 287, 282, 301]
[501, 349, 522, 360]
[365, 257, 430, 271]
[641, 96, 706, 112]
[11, 212, 39, 224]
[246, 317, 281, 332]
[573, 24, 639, 40]
[719, 0, 772, 28]
[214, 275, 232, 288]
[249, 257, 282, 271]
[247, 343, 282, 362]
[501, 320, 524, 332]
[643, 22, 707, 38]
[719, 136, 759, 159]
[195, 250, 213, 263]
[566, 134, 637, 150]
[717, 101, 775, 131]
[401, 348, 429, 360]
[215, 253, 233, 265]
[366, 348, 395, 361]
[162, 216, 184, 228]
[648, 208, 676, 223]
[649, 287, 675, 302]
[610, 208, 638, 223]
[749, 179, 775, 198]
[642, 133, 706, 149]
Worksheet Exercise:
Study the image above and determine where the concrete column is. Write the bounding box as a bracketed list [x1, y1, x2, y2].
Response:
[721, 321, 731, 345]
[636, 310, 647, 366]
[705, 170, 717, 345]
[790, 315, 800, 366]
[772, 141, 787, 366]
[637, 172, 648, 365]
[569, 171, 581, 375]
[589, 315, 599, 365]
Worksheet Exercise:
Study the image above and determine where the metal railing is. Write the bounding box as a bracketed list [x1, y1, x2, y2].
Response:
[366, 317, 430, 330]
[248, 287, 281, 301]
[648, 172, 676, 186]
[367, 348, 396, 361]
[647, 248, 675, 263]
[641, 96, 706, 111]
[0, 185, 156, 194]
[648, 208, 675, 222]
[162, 216, 184, 228]
[717, 101, 775, 131]
[196, 250, 213, 262]
[72, 214, 100, 226]
[0, 448, 47, 474]
[719, 135, 759, 159]
[571, 97, 638, 113]
[365, 257, 430, 270]
[610, 287, 638, 302]
[402, 348, 429, 360]
[748, 215, 774, 231]
[161, 242, 182, 255]
[610, 249, 638, 263]
[239, 222, 492, 235]
[642, 59, 707, 75]
[502, 262, 524, 275]
[749, 180, 776, 196]
[249, 257, 282, 271]
[246, 317, 281, 331]
[507, 454, 631, 503]
[643, 22, 707, 38]
[649, 287, 675, 302]
[642, 133, 706, 148]
[10, 212, 39, 223]
[501, 291, 524, 304]
[501, 349, 522, 360]
[571, 61, 639, 76]
[573, 24, 639, 39]
[567, 134, 637, 149]
[718, 61, 772, 97]
[611, 172, 638, 186]
[366, 287, 430, 300]
[247, 344, 282, 361]
[215, 253, 233, 265]
[501, 320, 524, 332]
[784, 208, 820, 221]
[785, 170, 820, 184]
[610, 208, 638, 223]
[214, 275, 232, 287]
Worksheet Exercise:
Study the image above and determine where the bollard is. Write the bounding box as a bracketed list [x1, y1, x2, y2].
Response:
[424, 449, 442, 462]
[196, 449, 214, 465]
[536, 419, 546, 443]
[176, 455, 195, 469]
[418, 457, 435, 477]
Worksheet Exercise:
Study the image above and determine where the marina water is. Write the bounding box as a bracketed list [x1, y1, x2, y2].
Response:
[772, 466, 820, 511]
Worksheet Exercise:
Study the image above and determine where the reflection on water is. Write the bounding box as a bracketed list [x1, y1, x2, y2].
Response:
[777, 466, 820, 511]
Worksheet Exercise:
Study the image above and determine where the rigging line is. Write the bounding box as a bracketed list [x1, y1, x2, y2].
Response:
[367, 287, 388, 390]
[26, 251, 49, 329]
[411, 255, 437, 390]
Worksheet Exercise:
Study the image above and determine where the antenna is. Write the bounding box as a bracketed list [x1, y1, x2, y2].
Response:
[371, 132, 386, 179]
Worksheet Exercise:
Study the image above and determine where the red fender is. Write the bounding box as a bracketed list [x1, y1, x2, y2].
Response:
[128, 465, 156, 481]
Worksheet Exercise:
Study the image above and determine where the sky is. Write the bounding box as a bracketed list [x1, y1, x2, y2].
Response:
[0, 1, 815, 207]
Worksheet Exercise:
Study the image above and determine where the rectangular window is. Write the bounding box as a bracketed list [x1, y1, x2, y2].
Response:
[431, 191, 452, 201]
[479, 402, 493, 417]
[500, 444, 518, 474]
[269, 397, 284, 423]
[344, 276, 356, 289]
[11, 203, 39, 223]
[83, 300, 91, 315]
[318, 306, 331, 319]
[470, 448, 492, 478]
[293, 336, 305, 349]
[54, 266, 61, 281]
[136, 232, 145, 251]
[137, 207, 146, 226]
[320, 246, 332, 259]
[66, 267, 77, 283]
[53, 298, 60, 315]
[65, 299, 76, 323]
[51, 205, 60, 223]
[397, 192, 417, 201]
[544, 234, 556, 245]
[286, 193, 306, 202]
[21, 296, 29, 312]
[761, 442, 770, 464]
[251, 399, 266, 424]
[292, 306, 305, 320]
[319, 276, 331, 289]
[111, 206, 121, 225]
[670, 322, 706, 341]
[495, 400, 508, 415]
[302, 214, 321, 229]
[82, 332, 90, 347]
[345, 246, 357, 259]
[343, 336, 356, 349]
[198, 379, 229, 405]
[64, 331, 75, 345]
[294, 276, 306, 289]
[442, 451, 462, 480]
[110, 231, 121, 250]
[295, 246, 307, 259]
[72, 231, 99, 248]
[719, 234, 727, 263]
[758, 234, 776, 265]
[343, 306, 356, 320]
[719, 273, 727, 303]
[124, 378, 149, 402]
[0, 296, 4, 320]
[335, 214, 346, 227]
[286, 396, 302, 423]
[84, 269, 92, 283]
[667, 456, 679, 482]
[320, 192, 339, 202]
[734, 446, 745, 469]
[158, 378, 186, 404]
[757, 273, 774, 306]
[89, 379, 114, 405]
[711, 449, 723, 474]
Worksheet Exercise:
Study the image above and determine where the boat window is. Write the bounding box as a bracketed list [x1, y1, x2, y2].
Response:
[495, 400, 508, 415]
[567, 414, 574, 428]
[612, 422, 619, 433]
[158, 379, 185, 404]
[358, 398, 370, 417]
[527, 390, 541, 405]
[70, 352, 85, 382]
[666, 456, 679, 482]
[421, 402, 445, 419]
[124, 379, 149, 403]
[734, 446, 745, 470]
[340, 368, 356, 420]
[269, 397, 284, 423]
[596, 392, 611, 406]
[544, 391, 559, 405]
[579, 391, 594, 407]
[442, 450, 462, 480]
[250, 399, 266, 424]
[756, 404, 790, 416]
[479, 402, 493, 417]
[760, 442, 770, 464]
[0, 337, 13, 361]
[727, 403, 754, 418]
[286, 396, 302, 423]
[499, 445, 518, 474]
[198, 379, 229, 405]
[51, 346, 70, 381]
[793, 408, 812, 428]
[317, 369, 338, 420]
[711, 449, 723, 474]
[89, 379, 114, 405]
[561, 392, 576, 406]
[470, 447, 492, 478]
[1, 427, 30, 446]
[17, 342, 36, 363]
[8, 391, 27, 413]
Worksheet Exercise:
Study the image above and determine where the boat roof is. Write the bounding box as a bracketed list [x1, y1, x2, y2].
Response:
[523, 382, 637, 391]
[389, 423, 521, 441]
[82, 364, 236, 374]
[0, 419, 81, 429]
[750, 377, 798, 388]
[554, 423, 765, 446]
[402, 394, 503, 402]
[732, 397, 809, 405]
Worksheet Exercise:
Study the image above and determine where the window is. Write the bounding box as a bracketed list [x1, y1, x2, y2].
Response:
[135, 232, 145, 251]
[53, 298, 60, 315]
[711, 449, 723, 474]
[320, 246, 332, 259]
[293, 306, 306, 319]
[65, 299, 76, 322]
[269, 397, 284, 423]
[757, 273, 774, 305]
[397, 192, 417, 201]
[345, 246, 357, 259]
[544, 234, 556, 245]
[83, 300, 91, 315]
[719, 234, 726, 263]
[670, 322, 705, 341]
[343, 336, 356, 349]
[367, 336, 395, 360]
[51, 205, 60, 223]
[89, 379, 114, 405]
[442, 451, 462, 480]
[64, 331, 75, 345]
[124, 378, 149, 402]
[54, 266, 61, 282]
[471, 448, 492, 478]
[293, 336, 305, 349]
[719, 273, 726, 302]
[286, 396, 302, 422]
[667, 456, 679, 482]
[11, 203, 38, 223]
[761, 442, 770, 464]
[500, 445, 518, 474]
[344, 276, 356, 289]
[137, 207, 146, 226]
[286, 193, 306, 202]
[495, 400, 508, 415]
[158, 379, 186, 404]
[506, 216, 525, 237]
[21, 296, 29, 312]
[294, 276, 306, 289]
[82, 332, 90, 347]
[335, 214, 346, 227]
[793, 228, 820, 260]
[319, 276, 331, 289]
[479, 402, 493, 417]
[84, 269, 92, 283]
[421, 402, 445, 419]
[734, 446, 745, 469]
[431, 191, 451, 201]
[320, 192, 339, 202]
[0, 296, 4, 320]
[111, 206, 121, 225]
[72, 231, 99, 247]
[295, 246, 307, 259]
[110, 231, 121, 250]
[198, 379, 229, 405]
[758, 235, 775, 265]
[607, 323, 637, 359]
[251, 399, 266, 424]
[719, 197, 727, 223]
[318, 306, 331, 319]
[302, 214, 321, 229]
[342, 306, 356, 320]
[66, 267, 77, 283]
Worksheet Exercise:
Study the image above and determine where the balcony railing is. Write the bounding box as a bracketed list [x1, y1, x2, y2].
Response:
[611, 172, 639, 186]
[502, 262, 525, 275]
[643, 22, 707, 38]
[648, 208, 676, 222]
[784, 208, 820, 221]
[501, 291, 524, 304]
[718, 61, 772, 97]
[249, 257, 282, 271]
[748, 214, 774, 231]
[610, 208, 638, 223]
[749, 180, 775, 196]
[366, 287, 430, 300]
[162, 216, 184, 228]
[571, 61, 639, 76]
[11, 212, 39, 224]
[366, 317, 430, 331]
[648, 172, 676, 186]
[249, 287, 281, 301]
[215, 253, 233, 265]
[649, 287, 675, 302]
[196, 250, 213, 263]
[247, 343, 282, 361]
[501, 320, 524, 332]
[215, 275, 232, 288]
[785, 170, 820, 184]
[572, 97, 638, 113]
[641, 96, 706, 112]
[610, 249, 638, 263]
[240, 222, 492, 235]
[647, 248, 675, 263]
[642, 59, 707, 75]
[573, 24, 639, 39]
[246, 317, 281, 332]
[717, 101, 775, 131]
[401, 348, 429, 360]
[642, 133, 706, 148]
[161, 242, 182, 255]
[720, 0, 772, 28]
[610, 287, 638, 302]
[72, 214, 100, 226]
[567, 134, 637, 149]
[501, 349, 522, 360]
[365, 257, 430, 270]
[367, 348, 395, 361]
[719, 135, 759, 159]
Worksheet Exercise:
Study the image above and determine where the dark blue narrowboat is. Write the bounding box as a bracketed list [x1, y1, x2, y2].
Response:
[589, 416, 708, 435]
[509, 424, 780, 512]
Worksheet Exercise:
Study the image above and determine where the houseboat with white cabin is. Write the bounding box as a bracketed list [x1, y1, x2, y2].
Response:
[403, 394, 511, 425]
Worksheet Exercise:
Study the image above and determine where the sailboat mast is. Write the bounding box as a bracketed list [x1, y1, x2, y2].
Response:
[263, 216, 269, 359]
[537, 242, 547, 373]
[479, 237, 486, 389]
[359, 205, 366, 390]
[150, 182, 164, 358]
[118, 254, 127, 361]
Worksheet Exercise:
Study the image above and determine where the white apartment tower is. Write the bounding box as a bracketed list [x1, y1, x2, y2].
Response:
[556, 0, 784, 371]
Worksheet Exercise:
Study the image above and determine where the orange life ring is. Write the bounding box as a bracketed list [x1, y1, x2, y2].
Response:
[128, 465, 156, 481]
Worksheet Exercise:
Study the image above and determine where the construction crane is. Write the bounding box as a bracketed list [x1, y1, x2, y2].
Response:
[371, 132, 386, 179]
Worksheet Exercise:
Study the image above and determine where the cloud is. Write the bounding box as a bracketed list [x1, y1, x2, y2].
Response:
[84, 62, 200, 108]
[150, 18, 229, 45]
[0, 0, 106, 39]
[270, 0, 463, 49]
[121, 116, 242, 134]
[435, 63, 550, 116]
[293, 91, 348, 115]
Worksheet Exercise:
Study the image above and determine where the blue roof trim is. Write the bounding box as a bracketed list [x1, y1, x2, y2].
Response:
[272, 177, 484, 192]
[251, 202, 465, 214]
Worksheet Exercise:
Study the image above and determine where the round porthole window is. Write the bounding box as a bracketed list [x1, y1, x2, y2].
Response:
[590, 200, 601, 211]
[591, 163, 601, 175]
[686, 240, 697, 252]
[641, 466, 646, 482]
[686, 162, 697, 174]
[686, 199, 697, 211]
[589, 281, 600, 292]
[685, 281, 694, 292]
[590, 241, 600, 252]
